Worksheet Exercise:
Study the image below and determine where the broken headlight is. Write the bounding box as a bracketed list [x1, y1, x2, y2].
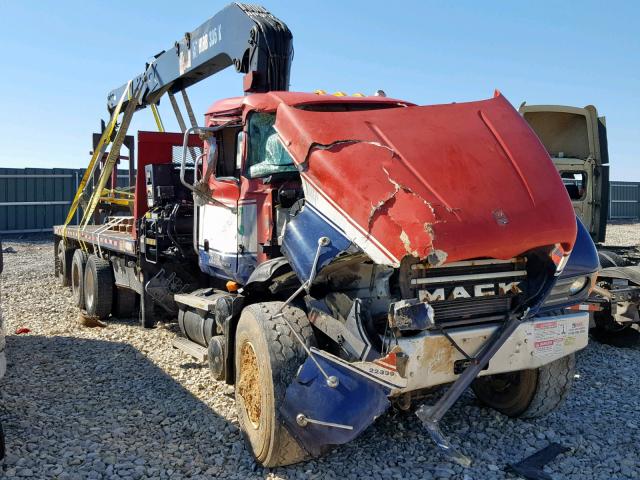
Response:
[568, 276, 589, 295]
[542, 274, 595, 308]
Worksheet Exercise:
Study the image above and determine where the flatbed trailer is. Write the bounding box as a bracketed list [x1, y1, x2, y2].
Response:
[53, 223, 137, 256]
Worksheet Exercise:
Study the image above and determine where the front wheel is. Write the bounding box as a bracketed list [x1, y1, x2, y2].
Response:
[471, 354, 575, 418]
[234, 302, 314, 467]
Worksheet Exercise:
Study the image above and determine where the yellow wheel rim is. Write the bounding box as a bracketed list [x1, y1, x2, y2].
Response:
[238, 341, 261, 428]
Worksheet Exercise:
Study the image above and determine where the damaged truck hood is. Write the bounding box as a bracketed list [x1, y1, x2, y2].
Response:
[276, 93, 577, 269]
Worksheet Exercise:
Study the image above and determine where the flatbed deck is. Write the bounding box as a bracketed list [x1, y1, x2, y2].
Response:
[53, 221, 137, 256]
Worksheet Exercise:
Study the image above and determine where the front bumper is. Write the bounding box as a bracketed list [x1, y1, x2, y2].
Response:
[280, 311, 588, 457]
[396, 311, 589, 394]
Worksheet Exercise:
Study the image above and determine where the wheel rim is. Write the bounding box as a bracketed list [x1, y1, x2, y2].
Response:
[237, 341, 261, 429]
[85, 270, 94, 310]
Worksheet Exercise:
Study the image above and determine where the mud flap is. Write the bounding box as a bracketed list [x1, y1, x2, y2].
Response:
[280, 353, 391, 456]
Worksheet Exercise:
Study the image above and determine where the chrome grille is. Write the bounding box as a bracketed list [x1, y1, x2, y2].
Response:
[399, 258, 527, 327]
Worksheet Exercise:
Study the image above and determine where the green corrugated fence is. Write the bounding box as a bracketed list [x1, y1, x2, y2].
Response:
[0, 168, 84, 234]
[0, 168, 134, 234]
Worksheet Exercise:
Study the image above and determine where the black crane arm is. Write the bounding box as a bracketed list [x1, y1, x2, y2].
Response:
[107, 2, 292, 113]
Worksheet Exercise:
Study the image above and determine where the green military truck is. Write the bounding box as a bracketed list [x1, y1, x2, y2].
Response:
[521, 104, 640, 345]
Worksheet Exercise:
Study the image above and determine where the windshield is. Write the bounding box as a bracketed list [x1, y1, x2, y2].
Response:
[246, 113, 297, 178]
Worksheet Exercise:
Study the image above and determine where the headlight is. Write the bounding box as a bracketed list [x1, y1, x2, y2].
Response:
[568, 276, 588, 295]
[542, 274, 594, 308]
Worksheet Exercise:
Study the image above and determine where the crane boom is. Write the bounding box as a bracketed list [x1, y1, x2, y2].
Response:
[107, 2, 292, 113]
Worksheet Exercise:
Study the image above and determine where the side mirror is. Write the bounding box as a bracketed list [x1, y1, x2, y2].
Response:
[235, 131, 245, 173]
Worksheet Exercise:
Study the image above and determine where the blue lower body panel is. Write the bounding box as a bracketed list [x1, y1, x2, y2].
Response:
[198, 249, 257, 284]
[281, 202, 354, 283]
[280, 351, 391, 456]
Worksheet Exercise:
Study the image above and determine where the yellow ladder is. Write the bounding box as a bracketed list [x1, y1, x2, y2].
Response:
[79, 82, 142, 231]
[61, 81, 133, 241]
[61, 81, 144, 250]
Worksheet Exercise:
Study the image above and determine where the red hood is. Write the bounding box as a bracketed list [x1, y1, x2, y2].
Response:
[274, 93, 577, 266]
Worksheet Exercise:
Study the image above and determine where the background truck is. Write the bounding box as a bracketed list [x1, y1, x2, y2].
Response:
[52, 3, 599, 467]
[520, 104, 640, 346]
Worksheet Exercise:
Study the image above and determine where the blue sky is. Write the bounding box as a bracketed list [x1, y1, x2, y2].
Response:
[0, 0, 638, 180]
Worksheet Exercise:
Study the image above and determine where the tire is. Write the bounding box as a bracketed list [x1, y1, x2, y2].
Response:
[113, 287, 137, 318]
[598, 250, 627, 268]
[208, 335, 226, 381]
[0, 420, 5, 460]
[593, 249, 638, 345]
[83, 255, 114, 320]
[234, 302, 314, 467]
[71, 249, 88, 308]
[472, 354, 575, 419]
[56, 241, 73, 287]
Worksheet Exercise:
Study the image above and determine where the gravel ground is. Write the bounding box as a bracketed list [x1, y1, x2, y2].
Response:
[0, 228, 639, 479]
[604, 221, 640, 246]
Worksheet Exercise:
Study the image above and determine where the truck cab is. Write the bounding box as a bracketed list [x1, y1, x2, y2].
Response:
[189, 92, 410, 283]
[521, 104, 640, 342]
[519, 104, 609, 243]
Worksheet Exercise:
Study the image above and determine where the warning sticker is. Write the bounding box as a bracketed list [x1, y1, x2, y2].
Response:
[533, 319, 587, 358]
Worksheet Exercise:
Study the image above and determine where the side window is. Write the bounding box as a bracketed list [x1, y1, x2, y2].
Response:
[245, 113, 297, 178]
[215, 127, 242, 179]
[561, 172, 587, 200]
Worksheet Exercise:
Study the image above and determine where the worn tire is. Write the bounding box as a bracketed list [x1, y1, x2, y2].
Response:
[235, 302, 314, 467]
[472, 353, 575, 419]
[56, 242, 73, 287]
[83, 255, 114, 320]
[0, 420, 4, 460]
[592, 250, 638, 345]
[598, 250, 627, 268]
[71, 249, 88, 308]
[113, 287, 137, 318]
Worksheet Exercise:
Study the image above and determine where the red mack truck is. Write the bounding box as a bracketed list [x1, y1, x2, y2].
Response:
[53, 3, 599, 467]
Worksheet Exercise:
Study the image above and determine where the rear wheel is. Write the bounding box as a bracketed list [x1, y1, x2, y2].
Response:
[472, 354, 575, 418]
[592, 250, 639, 346]
[83, 255, 114, 320]
[71, 249, 88, 308]
[56, 241, 73, 287]
[235, 302, 313, 467]
[598, 250, 627, 268]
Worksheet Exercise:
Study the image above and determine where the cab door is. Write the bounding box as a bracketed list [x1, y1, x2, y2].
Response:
[196, 125, 243, 281]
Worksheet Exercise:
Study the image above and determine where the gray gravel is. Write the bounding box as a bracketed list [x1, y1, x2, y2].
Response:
[0, 231, 639, 479]
[605, 221, 640, 246]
